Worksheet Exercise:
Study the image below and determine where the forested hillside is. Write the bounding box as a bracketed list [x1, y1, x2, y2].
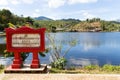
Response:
[0, 9, 120, 32]
[0, 9, 33, 31]
[70, 18, 120, 32]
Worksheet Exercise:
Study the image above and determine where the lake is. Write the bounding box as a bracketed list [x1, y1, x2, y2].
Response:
[1, 32, 120, 67]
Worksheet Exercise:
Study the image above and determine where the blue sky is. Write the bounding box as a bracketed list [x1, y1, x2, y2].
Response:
[0, 0, 120, 20]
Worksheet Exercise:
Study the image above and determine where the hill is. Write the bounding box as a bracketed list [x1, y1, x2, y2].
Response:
[34, 16, 52, 20]
[70, 21, 102, 32]
[33, 18, 80, 32]
[69, 18, 120, 32]
[33, 18, 120, 32]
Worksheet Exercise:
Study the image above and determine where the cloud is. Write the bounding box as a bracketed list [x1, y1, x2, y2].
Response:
[68, 0, 98, 4]
[32, 9, 40, 17]
[32, 8, 59, 19]
[0, 6, 12, 10]
[35, 9, 40, 13]
[48, 0, 66, 8]
[0, 0, 8, 5]
[0, 0, 36, 6]
[32, 13, 40, 17]
[47, 0, 98, 8]
[53, 10, 96, 19]
[82, 11, 96, 19]
[11, 0, 20, 5]
[22, 0, 35, 4]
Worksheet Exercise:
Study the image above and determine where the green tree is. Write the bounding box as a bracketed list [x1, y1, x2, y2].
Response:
[0, 9, 12, 24]
[46, 33, 77, 69]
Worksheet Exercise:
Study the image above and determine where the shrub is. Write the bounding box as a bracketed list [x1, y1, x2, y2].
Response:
[0, 65, 4, 69]
[111, 65, 120, 72]
[102, 64, 114, 72]
[84, 65, 100, 70]
[51, 58, 67, 70]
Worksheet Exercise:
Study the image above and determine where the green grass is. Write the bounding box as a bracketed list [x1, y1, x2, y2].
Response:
[0, 65, 5, 73]
[50, 64, 120, 74]
[0, 69, 4, 73]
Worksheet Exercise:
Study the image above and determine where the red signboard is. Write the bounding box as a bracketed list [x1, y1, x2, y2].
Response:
[5, 26, 46, 69]
[6, 26, 46, 52]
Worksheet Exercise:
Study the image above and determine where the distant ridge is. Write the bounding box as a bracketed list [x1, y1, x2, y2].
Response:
[116, 19, 120, 23]
[34, 16, 52, 20]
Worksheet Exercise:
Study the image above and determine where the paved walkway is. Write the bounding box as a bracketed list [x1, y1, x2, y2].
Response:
[1, 73, 120, 80]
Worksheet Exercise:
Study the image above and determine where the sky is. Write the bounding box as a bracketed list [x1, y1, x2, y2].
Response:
[0, 0, 120, 20]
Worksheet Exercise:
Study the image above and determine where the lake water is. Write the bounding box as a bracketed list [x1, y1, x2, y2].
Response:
[0, 36, 6, 44]
[1, 32, 120, 67]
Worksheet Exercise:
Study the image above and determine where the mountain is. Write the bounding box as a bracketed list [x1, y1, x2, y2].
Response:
[61, 18, 80, 22]
[34, 16, 52, 20]
[115, 19, 120, 23]
[110, 19, 120, 24]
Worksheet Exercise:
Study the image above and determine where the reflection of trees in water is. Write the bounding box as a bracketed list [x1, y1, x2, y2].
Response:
[46, 33, 77, 63]
[81, 33, 120, 50]
[67, 58, 99, 67]
[0, 36, 6, 44]
[0, 57, 13, 66]
[81, 39, 102, 51]
[46, 33, 104, 51]
[46, 33, 78, 47]
[45, 33, 120, 67]
[79, 33, 104, 51]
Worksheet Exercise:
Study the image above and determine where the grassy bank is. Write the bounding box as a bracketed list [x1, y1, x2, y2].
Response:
[50, 64, 120, 74]
[0, 65, 4, 73]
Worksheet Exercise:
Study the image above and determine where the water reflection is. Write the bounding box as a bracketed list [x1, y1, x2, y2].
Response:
[47, 32, 120, 66]
[0, 57, 13, 66]
[24, 53, 50, 64]
[0, 36, 6, 44]
[1, 32, 120, 66]
[67, 58, 99, 67]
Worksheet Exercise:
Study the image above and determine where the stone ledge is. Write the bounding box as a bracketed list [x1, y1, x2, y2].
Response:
[4, 64, 47, 73]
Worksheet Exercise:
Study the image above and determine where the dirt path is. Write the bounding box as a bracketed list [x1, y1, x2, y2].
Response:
[0, 74, 120, 80]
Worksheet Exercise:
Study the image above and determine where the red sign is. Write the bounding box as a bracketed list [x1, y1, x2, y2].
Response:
[5, 26, 46, 69]
[6, 26, 46, 52]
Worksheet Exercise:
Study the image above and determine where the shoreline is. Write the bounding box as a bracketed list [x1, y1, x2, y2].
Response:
[0, 33, 6, 36]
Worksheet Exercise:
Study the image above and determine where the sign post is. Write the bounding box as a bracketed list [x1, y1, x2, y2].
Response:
[5, 26, 46, 69]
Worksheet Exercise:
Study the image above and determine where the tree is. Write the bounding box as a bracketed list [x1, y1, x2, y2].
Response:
[101, 21, 106, 31]
[0, 9, 12, 24]
[25, 16, 34, 25]
[0, 9, 27, 30]
[46, 33, 77, 69]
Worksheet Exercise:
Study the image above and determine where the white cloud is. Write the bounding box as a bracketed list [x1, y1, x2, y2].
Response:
[32, 9, 40, 17]
[48, 0, 66, 8]
[32, 13, 40, 17]
[0, 0, 8, 5]
[35, 9, 40, 13]
[54, 10, 96, 19]
[11, 0, 20, 5]
[22, 0, 35, 4]
[47, 0, 98, 8]
[0, 6, 12, 10]
[82, 11, 96, 19]
[0, 0, 36, 6]
[68, 0, 98, 4]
